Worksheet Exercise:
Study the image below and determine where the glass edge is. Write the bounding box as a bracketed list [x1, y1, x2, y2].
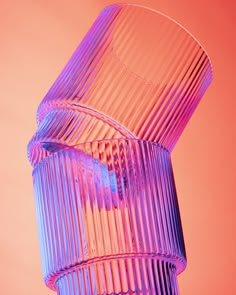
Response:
[103, 2, 213, 77]
[32, 137, 170, 170]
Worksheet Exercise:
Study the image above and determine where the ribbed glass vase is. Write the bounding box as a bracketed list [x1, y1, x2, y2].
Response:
[28, 4, 212, 167]
[28, 3, 213, 295]
[33, 139, 185, 294]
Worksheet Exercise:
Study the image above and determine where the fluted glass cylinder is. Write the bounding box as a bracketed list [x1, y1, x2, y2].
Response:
[28, 4, 212, 295]
[28, 4, 212, 166]
[33, 139, 185, 294]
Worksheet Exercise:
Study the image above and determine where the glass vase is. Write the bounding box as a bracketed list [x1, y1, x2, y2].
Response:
[28, 4, 212, 295]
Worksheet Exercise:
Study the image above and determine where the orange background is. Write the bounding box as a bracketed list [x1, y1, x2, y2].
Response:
[0, 0, 235, 294]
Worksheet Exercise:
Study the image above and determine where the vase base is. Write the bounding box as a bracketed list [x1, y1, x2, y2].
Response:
[56, 257, 179, 295]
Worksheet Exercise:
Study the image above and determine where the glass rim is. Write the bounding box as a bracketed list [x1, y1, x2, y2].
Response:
[104, 3, 213, 75]
[43, 137, 169, 152]
[33, 137, 170, 170]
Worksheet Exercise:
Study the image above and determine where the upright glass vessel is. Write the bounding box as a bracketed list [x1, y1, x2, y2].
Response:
[28, 4, 212, 295]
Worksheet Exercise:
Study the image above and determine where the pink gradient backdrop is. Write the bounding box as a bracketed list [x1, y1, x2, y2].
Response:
[0, 0, 235, 294]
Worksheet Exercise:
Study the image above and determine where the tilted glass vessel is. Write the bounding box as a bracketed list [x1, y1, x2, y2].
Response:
[28, 4, 212, 295]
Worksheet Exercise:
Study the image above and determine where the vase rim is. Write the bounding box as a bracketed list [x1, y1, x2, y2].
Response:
[104, 3, 213, 75]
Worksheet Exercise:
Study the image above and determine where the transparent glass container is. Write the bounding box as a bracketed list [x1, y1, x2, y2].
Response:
[28, 4, 212, 295]
[33, 139, 185, 294]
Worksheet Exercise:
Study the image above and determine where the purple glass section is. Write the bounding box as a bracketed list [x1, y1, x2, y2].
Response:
[28, 4, 212, 295]
[33, 140, 185, 294]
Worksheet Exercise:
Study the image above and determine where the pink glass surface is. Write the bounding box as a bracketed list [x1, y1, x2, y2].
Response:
[33, 139, 185, 294]
[28, 4, 212, 295]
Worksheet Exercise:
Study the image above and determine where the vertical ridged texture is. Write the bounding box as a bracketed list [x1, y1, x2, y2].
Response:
[33, 139, 185, 294]
[28, 4, 212, 166]
[28, 3, 213, 295]
[56, 259, 179, 295]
